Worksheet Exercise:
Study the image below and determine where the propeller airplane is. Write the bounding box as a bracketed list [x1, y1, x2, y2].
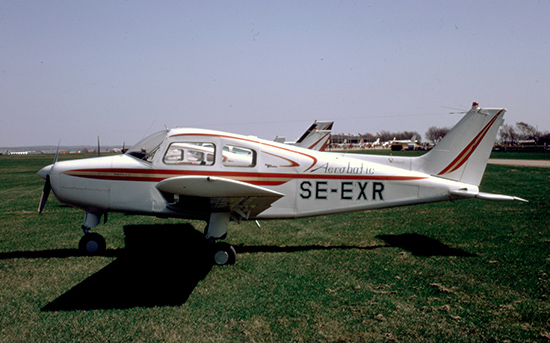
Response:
[38, 102, 526, 265]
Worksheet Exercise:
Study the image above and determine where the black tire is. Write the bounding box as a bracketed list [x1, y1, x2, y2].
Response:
[79, 233, 106, 255]
[212, 242, 236, 266]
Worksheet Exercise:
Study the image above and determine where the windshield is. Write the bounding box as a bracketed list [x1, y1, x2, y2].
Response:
[126, 130, 166, 162]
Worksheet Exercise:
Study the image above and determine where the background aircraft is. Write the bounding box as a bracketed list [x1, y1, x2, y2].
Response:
[275, 120, 333, 151]
[388, 135, 418, 150]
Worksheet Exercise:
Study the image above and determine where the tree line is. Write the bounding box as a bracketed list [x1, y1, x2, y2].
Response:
[359, 121, 548, 146]
[498, 122, 550, 145]
[423, 121, 549, 145]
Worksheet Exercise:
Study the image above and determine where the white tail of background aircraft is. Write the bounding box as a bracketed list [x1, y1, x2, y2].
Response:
[276, 120, 334, 151]
[294, 120, 334, 151]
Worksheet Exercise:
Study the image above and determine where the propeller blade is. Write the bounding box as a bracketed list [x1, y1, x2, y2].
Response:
[38, 140, 60, 214]
[38, 176, 51, 214]
[97, 136, 101, 157]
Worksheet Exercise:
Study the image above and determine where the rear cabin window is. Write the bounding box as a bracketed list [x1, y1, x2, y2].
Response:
[163, 142, 215, 166]
[222, 145, 256, 167]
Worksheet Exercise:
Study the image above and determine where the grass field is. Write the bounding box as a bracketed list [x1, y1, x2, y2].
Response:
[1, 154, 549, 342]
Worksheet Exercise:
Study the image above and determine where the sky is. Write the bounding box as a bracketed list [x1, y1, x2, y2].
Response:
[2, 1, 549, 147]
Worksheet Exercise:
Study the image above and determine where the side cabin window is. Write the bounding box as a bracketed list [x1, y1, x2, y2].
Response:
[222, 145, 256, 167]
[163, 142, 215, 166]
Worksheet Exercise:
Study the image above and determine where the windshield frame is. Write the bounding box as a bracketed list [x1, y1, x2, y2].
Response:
[126, 130, 167, 163]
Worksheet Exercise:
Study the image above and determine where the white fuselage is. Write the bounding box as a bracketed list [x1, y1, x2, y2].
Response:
[44, 128, 476, 221]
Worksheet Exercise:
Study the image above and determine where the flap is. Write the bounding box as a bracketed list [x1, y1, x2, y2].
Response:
[156, 176, 285, 220]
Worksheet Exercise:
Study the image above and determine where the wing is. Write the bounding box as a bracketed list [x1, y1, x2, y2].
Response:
[155, 176, 284, 220]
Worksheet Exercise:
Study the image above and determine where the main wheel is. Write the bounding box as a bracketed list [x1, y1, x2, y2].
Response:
[212, 242, 236, 266]
[79, 233, 106, 255]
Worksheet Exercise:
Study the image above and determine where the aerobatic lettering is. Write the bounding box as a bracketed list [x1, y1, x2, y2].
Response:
[310, 162, 375, 175]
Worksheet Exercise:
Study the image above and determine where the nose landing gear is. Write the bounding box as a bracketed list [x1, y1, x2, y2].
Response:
[79, 232, 106, 255]
[78, 212, 107, 255]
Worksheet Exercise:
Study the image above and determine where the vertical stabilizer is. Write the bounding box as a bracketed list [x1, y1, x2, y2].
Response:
[295, 121, 334, 151]
[413, 103, 505, 186]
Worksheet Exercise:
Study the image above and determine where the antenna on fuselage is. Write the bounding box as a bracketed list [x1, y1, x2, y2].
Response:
[140, 120, 157, 140]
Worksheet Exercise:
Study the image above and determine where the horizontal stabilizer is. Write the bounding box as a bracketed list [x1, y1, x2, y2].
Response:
[449, 189, 528, 202]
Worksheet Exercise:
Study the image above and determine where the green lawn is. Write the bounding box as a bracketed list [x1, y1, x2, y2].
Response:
[0, 154, 549, 342]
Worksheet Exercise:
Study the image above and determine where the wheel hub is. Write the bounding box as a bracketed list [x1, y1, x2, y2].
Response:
[214, 250, 229, 265]
[86, 240, 99, 253]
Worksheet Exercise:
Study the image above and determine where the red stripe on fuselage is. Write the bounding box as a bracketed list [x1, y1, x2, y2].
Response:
[63, 168, 428, 186]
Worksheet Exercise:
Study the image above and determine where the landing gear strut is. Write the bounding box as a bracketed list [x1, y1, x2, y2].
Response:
[206, 212, 236, 266]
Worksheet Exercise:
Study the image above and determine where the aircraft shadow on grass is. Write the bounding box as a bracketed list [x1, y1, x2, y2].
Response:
[0, 226, 474, 311]
[40, 224, 213, 311]
[376, 233, 477, 257]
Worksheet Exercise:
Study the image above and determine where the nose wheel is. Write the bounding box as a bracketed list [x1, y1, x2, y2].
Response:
[79, 232, 106, 255]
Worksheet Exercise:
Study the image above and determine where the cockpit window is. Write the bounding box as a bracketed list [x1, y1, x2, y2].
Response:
[222, 145, 256, 167]
[163, 142, 216, 166]
[126, 130, 166, 162]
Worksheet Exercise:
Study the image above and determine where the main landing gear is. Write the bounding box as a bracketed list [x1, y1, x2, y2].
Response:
[76, 211, 237, 265]
[205, 212, 236, 266]
[211, 242, 237, 266]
